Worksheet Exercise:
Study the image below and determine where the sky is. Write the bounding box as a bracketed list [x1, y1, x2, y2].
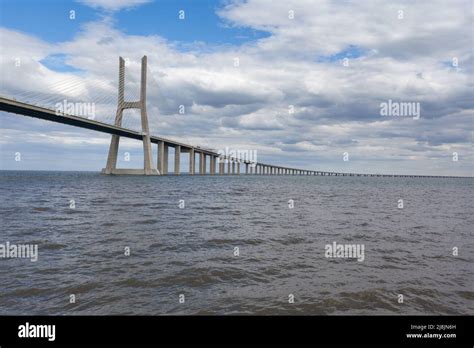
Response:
[0, 0, 473, 176]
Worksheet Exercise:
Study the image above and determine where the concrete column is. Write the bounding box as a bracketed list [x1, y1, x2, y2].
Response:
[237, 161, 240, 175]
[219, 161, 224, 175]
[163, 143, 169, 175]
[210, 156, 216, 175]
[157, 141, 164, 174]
[203, 154, 207, 174]
[232, 161, 236, 175]
[174, 145, 180, 175]
[245, 163, 249, 174]
[163, 144, 169, 175]
[227, 159, 231, 175]
[189, 148, 195, 175]
[199, 152, 204, 174]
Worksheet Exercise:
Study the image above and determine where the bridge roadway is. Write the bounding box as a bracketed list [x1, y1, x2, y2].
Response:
[0, 96, 456, 178]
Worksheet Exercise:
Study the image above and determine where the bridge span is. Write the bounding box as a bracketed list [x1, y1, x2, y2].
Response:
[0, 56, 455, 178]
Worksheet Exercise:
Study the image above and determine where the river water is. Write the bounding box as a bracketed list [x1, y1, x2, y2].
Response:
[0, 171, 472, 315]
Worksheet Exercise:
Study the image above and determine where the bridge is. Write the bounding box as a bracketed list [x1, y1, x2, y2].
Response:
[0, 56, 453, 178]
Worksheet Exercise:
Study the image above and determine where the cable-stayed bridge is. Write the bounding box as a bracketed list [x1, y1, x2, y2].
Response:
[0, 56, 454, 178]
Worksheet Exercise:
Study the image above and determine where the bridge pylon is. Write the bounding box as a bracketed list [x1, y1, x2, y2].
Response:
[102, 56, 159, 175]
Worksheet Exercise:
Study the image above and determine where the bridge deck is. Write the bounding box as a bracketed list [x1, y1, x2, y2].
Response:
[0, 97, 462, 178]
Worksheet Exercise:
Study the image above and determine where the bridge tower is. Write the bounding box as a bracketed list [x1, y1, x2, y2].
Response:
[102, 56, 159, 175]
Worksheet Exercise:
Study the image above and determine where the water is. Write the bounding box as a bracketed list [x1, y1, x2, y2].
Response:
[0, 171, 472, 315]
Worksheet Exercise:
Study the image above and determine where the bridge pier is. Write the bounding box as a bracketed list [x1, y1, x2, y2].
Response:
[210, 156, 216, 175]
[189, 148, 195, 175]
[199, 152, 205, 174]
[174, 145, 180, 175]
[157, 141, 169, 175]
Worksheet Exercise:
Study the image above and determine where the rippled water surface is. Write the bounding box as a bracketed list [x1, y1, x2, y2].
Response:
[0, 171, 472, 315]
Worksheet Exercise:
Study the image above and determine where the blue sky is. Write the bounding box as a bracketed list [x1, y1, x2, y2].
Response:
[0, 0, 472, 176]
[1, 0, 269, 46]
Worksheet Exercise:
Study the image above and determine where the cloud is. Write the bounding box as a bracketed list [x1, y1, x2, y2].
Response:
[77, 0, 152, 12]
